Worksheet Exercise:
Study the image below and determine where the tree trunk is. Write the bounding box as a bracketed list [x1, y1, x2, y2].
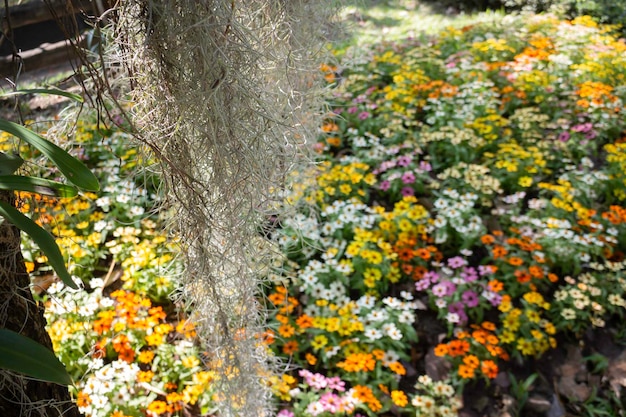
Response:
[0, 190, 81, 417]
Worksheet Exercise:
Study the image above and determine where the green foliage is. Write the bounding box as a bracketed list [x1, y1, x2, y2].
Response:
[0, 329, 72, 385]
[0, 88, 98, 384]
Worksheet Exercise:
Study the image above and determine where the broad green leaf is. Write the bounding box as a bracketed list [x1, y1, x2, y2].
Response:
[0, 152, 24, 175]
[0, 120, 99, 191]
[0, 175, 78, 197]
[0, 329, 72, 385]
[1, 88, 83, 103]
[0, 201, 77, 289]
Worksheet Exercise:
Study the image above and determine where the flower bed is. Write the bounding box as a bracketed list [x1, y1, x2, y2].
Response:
[265, 13, 626, 416]
[3, 116, 220, 416]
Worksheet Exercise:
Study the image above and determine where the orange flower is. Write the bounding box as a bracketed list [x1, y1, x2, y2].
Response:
[372, 349, 385, 360]
[547, 273, 559, 283]
[389, 361, 406, 375]
[76, 391, 91, 408]
[412, 265, 427, 280]
[416, 248, 431, 260]
[458, 364, 475, 379]
[305, 353, 317, 365]
[282, 340, 299, 355]
[528, 266, 544, 278]
[137, 370, 154, 383]
[514, 269, 532, 284]
[481, 321, 496, 331]
[448, 340, 470, 357]
[463, 354, 480, 369]
[295, 314, 314, 329]
[138, 350, 155, 364]
[147, 400, 168, 415]
[508, 257, 524, 266]
[488, 279, 504, 292]
[277, 324, 295, 338]
[472, 329, 488, 345]
[434, 344, 449, 357]
[337, 352, 376, 372]
[486, 334, 499, 345]
[492, 245, 508, 259]
[352, 385, 383, 412]
[481, 360, 499, 379]
[481, 234, 495, 245]
[397, 247, 414, 261]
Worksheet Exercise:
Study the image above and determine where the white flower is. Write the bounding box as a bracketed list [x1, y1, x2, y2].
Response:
[382, 350, 400, 366]
[398, 310, 415, 324]
[356, 295, 376, 309]
[364, 328, 383, 340]
[382, 297, 402, 308]
[400, 291, 413, 300]
[366, 310, 388, 322]
[306, 401, 325, 416]
[445, 312, 460, 324]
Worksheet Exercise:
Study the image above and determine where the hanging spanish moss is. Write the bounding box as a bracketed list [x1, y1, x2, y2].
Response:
[108, 1, 336, 415]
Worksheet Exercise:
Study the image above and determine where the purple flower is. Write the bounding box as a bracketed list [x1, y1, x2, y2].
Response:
[277, 410, 295, 417]
[448, 302, 468, 324]
[478, 265, 494, 276]
[379, 180, 391, 191]
[401, 187, 415, 197]
[462, 290, 479, 308]
[401, 171, 416, 184]
[424, 270, 440, 283]
[572, 122, 593, 133]
[419, 161, 432, 172]
[358, 111, 371, 120]
[415, 278, 431, 291]
[447, 256, 467, 269]
[584, 130, 597, 140]
[558, 131, 570, 142]
[397, 155, 413, 167]
[460, 267, 478, 283]
[490, 293, 503, 307]
[347, 107, 358, 114]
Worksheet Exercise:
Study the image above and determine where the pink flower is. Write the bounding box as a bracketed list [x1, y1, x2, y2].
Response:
[401, 187, 415, 197]
[379, 180, 391, 191]
[401, 171, 416, 184]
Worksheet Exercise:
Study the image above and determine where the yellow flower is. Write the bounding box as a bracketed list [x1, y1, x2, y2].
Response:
[182, 356, 200, 368]
[518, 176, 533, 187]
[311, 335, 328, 350]
[391, 390, 408, 407]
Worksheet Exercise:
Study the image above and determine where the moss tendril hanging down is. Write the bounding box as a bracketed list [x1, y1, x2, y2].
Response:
[107, 1, 338, 415]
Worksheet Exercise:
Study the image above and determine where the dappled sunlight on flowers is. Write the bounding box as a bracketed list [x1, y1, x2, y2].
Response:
[266, 12, 626, 417]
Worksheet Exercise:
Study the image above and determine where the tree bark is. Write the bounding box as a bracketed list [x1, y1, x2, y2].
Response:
[0, 190, 81, 417]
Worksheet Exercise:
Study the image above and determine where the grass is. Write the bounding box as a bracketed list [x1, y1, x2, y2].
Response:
[334, 0, 504, 51]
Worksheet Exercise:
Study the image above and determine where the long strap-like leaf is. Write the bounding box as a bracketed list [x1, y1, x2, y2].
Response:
[0, 201, 77, 289]
[0, 120, 99, 191]
[1, 88, 83, 103]
[0, 175, 78, 197]
[0, 329, 72, 385]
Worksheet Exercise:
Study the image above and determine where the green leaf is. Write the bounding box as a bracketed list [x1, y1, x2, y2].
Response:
[0, 175, 78, 197]
[0, 329, 72, 385]
[0, 200, 77, 289]
[0, 152, 24, 175]
[0, 120, 99, 191]
[1, 88, 83, 103]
